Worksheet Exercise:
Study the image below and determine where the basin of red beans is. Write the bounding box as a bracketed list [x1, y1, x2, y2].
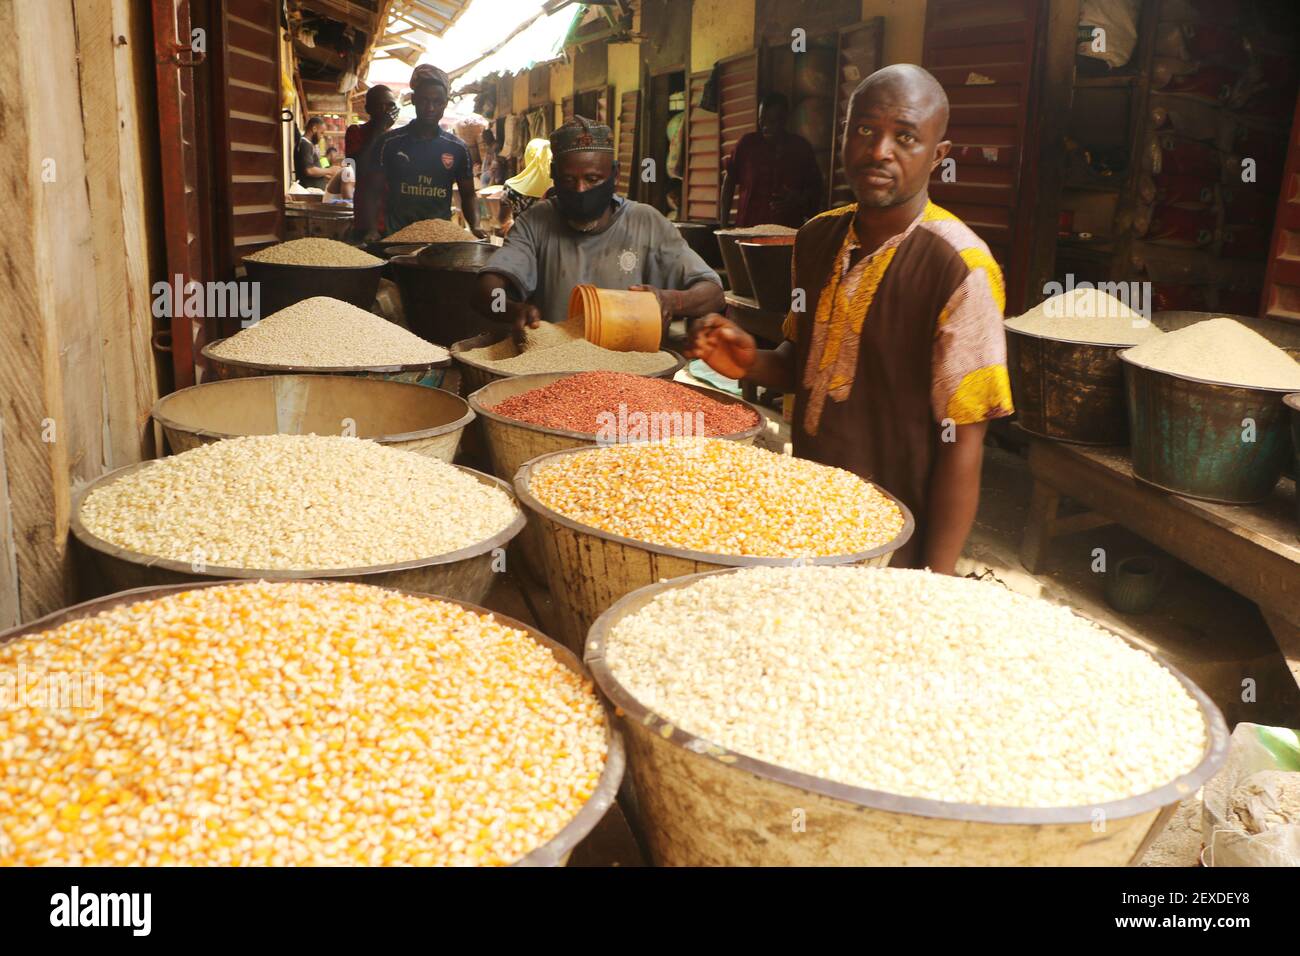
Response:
[487, 372, 761, 436]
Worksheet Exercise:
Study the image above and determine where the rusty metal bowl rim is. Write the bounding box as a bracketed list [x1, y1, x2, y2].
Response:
[713, 226, 799, 237]
[0, 579, 625, 868]
[379, 237, 494, 248]
[150, 375, 475, 446]
[512, 444, 916, 567]
[1118, 348, 1300, 395]
[585, 565, 1230, 826]
[448, 329, 687, 381]
[466, 371, 765, 445]
[200, 338, 452, 375]
[1003, 322, 1152, 351]
[70, 462, 526, 581]
[240, 255, 385, 273]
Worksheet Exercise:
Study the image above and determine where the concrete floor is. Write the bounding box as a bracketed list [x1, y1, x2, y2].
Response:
[474, 387, 1300, 866]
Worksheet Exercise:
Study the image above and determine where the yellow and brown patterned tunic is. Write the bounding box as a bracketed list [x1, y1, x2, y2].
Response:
[782, 200, 1013, 567]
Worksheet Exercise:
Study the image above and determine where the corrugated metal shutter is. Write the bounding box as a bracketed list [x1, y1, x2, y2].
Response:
[1261, 92, 1300, 324]
[215, 0, 283, 276]
[719, 52, 759, 223]
[922, 0, 1043, 314]
[684, 70, 719, 222]
[152, 0, 209, 388]
[829, 19, 884, 209]
[616, 90, 641, 200]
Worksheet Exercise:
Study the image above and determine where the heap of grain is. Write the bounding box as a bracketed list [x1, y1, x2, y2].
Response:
[605, 566, 1208, 807]
[208, 297, 448, 367]
[383, 219, 477, 243]
[527, 438, 904, 557]
[1006, 288, 1163, 345]
[463, 318, 677, 376]
[489, 372, 760, 436]
[717, 224, 800, 236]
[79, 435, 516, 570]
[245, 238, 382, 267]
[0, 580, 607, 865]
[1122, 317, 1300, 390]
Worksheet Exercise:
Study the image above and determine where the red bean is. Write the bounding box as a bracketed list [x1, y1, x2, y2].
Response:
[489, 372, 760, 437]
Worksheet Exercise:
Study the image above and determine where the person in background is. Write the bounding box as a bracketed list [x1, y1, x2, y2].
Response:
[499, 137, 553, 235]
[323, 145, 339, 167]
[473, 116, 724, 335]
[478, 127, 500, 187]
[688, 65, 1013, 573]
[294, 116, 333, 189]
[325, 158, 355, 202]
[375, 65, 484, 237]
[348, 85, 399, 239]
[719, 93, 822, 228]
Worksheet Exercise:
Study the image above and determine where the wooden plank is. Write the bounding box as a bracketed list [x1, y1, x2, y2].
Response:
[0, 0, 81, 620]
[0, 421, 19, 630]
[1026, 439, 1300, 624]
[73, 0, 159, 471]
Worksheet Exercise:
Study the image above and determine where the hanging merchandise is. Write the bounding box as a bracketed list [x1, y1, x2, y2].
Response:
[665, 110, 685, 181]
[1076, 0, 1139, 70]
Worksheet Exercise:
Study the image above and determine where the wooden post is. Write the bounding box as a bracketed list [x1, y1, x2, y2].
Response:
[0, 0, 159, 623]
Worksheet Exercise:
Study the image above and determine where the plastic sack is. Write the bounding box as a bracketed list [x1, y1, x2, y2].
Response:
[1077, 0, 1139, 68]
[1203, 723, 1300, 867]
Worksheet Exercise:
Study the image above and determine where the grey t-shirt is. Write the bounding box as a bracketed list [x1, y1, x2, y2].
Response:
[480, 197, 721, 324]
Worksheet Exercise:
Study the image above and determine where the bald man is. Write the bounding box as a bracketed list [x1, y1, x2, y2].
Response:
[687, 65, 1013, 572]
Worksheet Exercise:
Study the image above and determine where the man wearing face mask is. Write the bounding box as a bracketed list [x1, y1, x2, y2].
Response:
[376, 64, 484, 237]
[473, 116, 724, 334]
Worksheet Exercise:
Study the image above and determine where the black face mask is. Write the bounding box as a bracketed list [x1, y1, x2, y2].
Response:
[555, 174, 617, 228]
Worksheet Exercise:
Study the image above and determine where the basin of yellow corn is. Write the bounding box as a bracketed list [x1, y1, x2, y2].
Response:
[0, 581, 610, 866]
[525, 438, 906, 558]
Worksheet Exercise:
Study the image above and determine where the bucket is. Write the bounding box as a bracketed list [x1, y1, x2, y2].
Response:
[569, 285, 662, 353]
[738, 236, 796, 314]
[1119, 354, 1294, 503]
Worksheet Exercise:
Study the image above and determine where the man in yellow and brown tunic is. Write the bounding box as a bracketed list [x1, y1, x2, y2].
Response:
[687, 65, 1013, 572]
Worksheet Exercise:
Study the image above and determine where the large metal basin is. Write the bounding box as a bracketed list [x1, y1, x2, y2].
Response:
[0, 581, 624, 867]
[514, 447, 914, 654]
[201, 338, 451, 390]
[242, 257, 384, 315]
[388, 242, 500, 346]
[585, 567, 1229, 866]
[152, 375, 473, 461]
[71, 464, 524, 605]
[1120, 353, 1295, 503]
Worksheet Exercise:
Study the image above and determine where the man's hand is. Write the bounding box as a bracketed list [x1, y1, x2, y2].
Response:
[684, 314, 756, 380]
[510, 303, 543, 344]
[629, 284, 680, 329]
[470, 225, 489, 240]
[377, 103, 399, 132]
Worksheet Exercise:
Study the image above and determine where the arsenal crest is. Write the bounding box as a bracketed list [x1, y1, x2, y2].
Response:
[441, 153, 455, 170]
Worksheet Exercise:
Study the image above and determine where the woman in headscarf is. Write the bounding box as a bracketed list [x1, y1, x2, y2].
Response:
[500, 137, 553, 234]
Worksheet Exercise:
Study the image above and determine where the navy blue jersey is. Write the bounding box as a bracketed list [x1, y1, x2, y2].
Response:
[377, 127, 471, 233]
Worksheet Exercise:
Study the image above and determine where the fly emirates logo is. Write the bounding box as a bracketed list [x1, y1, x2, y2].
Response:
[50, 886, 151, 936]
